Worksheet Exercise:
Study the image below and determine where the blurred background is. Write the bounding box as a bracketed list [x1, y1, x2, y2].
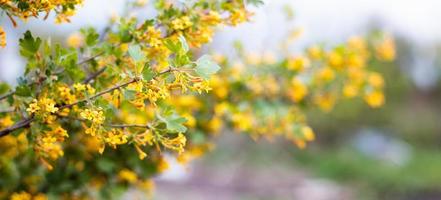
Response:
[2, 0, 441, 199]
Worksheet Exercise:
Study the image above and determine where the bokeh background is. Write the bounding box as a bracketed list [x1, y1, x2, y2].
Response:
[2, 0, 441, 199]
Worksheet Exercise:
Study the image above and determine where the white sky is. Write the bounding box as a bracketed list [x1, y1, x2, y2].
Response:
[1, 0, 441, 84]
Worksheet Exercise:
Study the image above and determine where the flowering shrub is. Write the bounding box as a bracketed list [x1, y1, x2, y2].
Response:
[0, 0, 395, 199]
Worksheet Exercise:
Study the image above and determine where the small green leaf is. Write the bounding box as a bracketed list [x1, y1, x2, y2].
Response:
[15, 84, 31, 97]
[0, 83, 10, 95]
[128, 44, 145, 62]
[158, 112, 188, 133]
[163, 38, 179, 53]
[195, 55, 221, 79]
[83, 28, 99, 46]
[19, 31, 42, 58]
[142, 65, 155, 81]
[123, 89, 136, 101]
[178, 35, 189, 53]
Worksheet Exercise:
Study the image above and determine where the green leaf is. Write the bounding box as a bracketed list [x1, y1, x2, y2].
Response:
[128, 44, 145, 62]
[195, 55, 221, 79]
[0, 83, 10, 95]
[19, 31, 42, 58]
[15, 84, 32, 97]
[142, 64, 155, 81]
[82, 28, 99, 46]
[178, 35, 189, 53]
[163, 38, 179, 53]
[158, 112, 188, 133]
[123, 89, 136, 101]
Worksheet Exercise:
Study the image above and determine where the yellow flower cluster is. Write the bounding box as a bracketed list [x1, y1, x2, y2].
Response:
[26, 98, 59, 116]
[10, 192, 47, 200]
[0, 133, 28, 159]
[375, 35, 396, 61]
[73, 83, 96, 95]
[171, 16, 193, 30]
[80, 108, 105, 136]
[104, 129, 128, 148]
[0, 26, 5, 48]
[158, 133, 187, 154]
[0, 0, 82, 22]
[34, 126, 68, 169]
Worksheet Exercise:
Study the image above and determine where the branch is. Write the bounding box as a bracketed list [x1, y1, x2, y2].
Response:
[83, 67, 107, 84]
[59, 78, 139, 109]
[0, 67, 174, 138]
[0, 91, 15, 101]
[0, 108, 15, 113]
[0, 53, 106, 101]
[0, 118, 34, 137]
[77, 52, 105, 66]
[107, 124, 151, 129]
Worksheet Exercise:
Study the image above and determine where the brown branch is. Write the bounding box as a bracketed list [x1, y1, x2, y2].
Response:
[77, 52, 105, 66]
[0, 108, 15, 113]
[0, 67, 174, 138]
[0, 53, 107, 101]
[59, 78, 139, 110]
[83, 66, 107, 84]
[0, 118, 34, 137]
[107, 124, 151, 129]
[0, 91, 15, 101]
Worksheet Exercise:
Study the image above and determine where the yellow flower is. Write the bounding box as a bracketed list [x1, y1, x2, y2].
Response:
[157, 157, 169, 173]
[0, 116, 14, 128]
[182, 113, 196, 128]
[73, 83, 86, 91]
[315, 93, 336, 112]
[376, 35, 396, 61]
[287, 56, 309, 72]
[118, 169, 138, 183]
[26, 99, 41, 114]
[229, 9, 248, 26]
[214, 102, 229, 116]
[302, 126, 315, 141]
[316, 67, 335, 82]
[171, 16, 193, 30]
[288, 78, 308, 102]
[343, 84, 359, 98]
[201, 11, 222, 25]
[104, 129, 128, 148]
[0, 26, 5, 48]
[328, 51, 344, 69]
[66, 32, 84, 48]
[26, 98, 58, 115]
[10, 191, 31, 200]
[364, 90, 385, 108]
[160, 133, 187, 154]
[231, 112, 253, 132]
[348, 36, 367, 51]
[207, 116, 222, 133]
[293, 139, 306, 149]
[135, 144, 148, 160]
[308, 45, 323, 60]
[80, 108, 105, 124]
[367, 72, 384, 88]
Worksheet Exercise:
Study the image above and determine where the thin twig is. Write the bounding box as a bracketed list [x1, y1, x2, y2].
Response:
[83, 67, 107, 84]
[0, 67, 174, 138]
[0, 53, 107, 101]
[0, 108, 15, 113]
[0, 91, 15, 101]
[60, 78, 138, 109]
[0, 118, 34, 137]
[107, 124, 151, 129]
[77, 52, 105, 66]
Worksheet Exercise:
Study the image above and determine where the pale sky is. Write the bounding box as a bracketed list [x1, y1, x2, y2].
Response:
[1, 0, 440, 85]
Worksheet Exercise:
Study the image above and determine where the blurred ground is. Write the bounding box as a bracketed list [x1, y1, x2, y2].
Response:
[149, 134, 354, 200]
